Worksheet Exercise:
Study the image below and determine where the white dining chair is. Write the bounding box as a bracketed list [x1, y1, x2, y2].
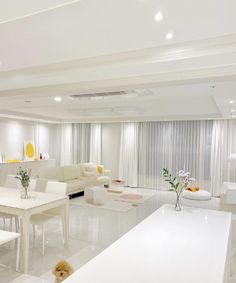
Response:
[0, 229, 20, 271]
[30, 181, 67, 255]
[30, 213, 55, 255]
[4, 175, 21, 189]
[43, 181, 68, 241]
[28, 178, 36, 191]
[0, 175, 21, 232]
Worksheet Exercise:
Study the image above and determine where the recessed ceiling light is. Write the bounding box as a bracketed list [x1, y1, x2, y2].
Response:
[231, 109, 235, 113]
[165, 32, 173, 40]
[229, 100, 235, 104]
[54, 96, 62, 102]
[154, 12, 163, 22]
[24, 100, 31, 103]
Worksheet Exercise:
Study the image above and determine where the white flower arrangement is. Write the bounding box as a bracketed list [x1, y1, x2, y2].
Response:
[163, 168, 195, 211]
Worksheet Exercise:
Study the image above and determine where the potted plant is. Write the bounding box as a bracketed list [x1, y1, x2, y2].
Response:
[15, 167, 31, 199]
[163, 168, 195, 211]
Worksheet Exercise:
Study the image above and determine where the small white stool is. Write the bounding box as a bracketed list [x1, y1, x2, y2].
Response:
[85, 186, 108, 205]
[0, 230, 20, 271]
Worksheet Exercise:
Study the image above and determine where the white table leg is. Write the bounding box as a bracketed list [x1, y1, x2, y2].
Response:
[16, 235, 20, 271]
[21, 213, 30, 273]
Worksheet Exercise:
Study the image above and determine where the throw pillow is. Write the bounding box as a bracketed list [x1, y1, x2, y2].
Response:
[83, 171, 96, 177]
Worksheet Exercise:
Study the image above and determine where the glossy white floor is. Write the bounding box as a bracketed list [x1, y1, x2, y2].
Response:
[0, 189, 235, 283]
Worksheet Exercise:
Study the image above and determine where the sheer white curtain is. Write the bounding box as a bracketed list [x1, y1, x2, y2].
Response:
[34, 123, 51, 158]
[72, 123, 90, 163]
[138, 120, 213, 190]
[119, 123, 139, 187]
[210, 120, 236, 196]
[34, 124, 40, 158]
[60, 124, 73, 166]
[90, 123, 102, 164]
[53, 123, 91, 166]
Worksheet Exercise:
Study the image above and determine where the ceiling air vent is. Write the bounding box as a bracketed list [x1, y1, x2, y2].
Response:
[70, 91, 127, 99]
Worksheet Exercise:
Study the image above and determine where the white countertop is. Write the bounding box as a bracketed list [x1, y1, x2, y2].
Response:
[65, 205, 231, 283]
[0, 159, 55, 165]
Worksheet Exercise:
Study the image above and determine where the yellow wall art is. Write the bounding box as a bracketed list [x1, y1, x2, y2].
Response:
[24, 141, 35, 161]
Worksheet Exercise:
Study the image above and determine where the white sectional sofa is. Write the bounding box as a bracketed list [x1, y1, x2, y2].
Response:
[36, 163, 111, 196]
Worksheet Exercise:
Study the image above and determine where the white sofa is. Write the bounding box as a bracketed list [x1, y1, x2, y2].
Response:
[36, 163, 111, 196]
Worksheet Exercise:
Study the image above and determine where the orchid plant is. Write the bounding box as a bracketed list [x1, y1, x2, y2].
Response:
[163, 168, 195, 211]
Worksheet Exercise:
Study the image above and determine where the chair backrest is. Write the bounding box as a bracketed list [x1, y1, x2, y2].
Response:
[29, 178, 37, 191]
[4, 175, 21, 189]
[45, 181, 67, 195]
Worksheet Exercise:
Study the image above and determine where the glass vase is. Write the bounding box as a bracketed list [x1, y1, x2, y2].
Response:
[21, 186, 29, 199]
[175, 194, 181, 211]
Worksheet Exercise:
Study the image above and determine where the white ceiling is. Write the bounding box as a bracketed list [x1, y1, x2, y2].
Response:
[0, 0, 236, 71]
[0, 81, 235, 123]
[0, 0, 236, 122]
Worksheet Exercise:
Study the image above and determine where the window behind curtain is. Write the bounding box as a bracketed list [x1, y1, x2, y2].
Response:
[138, 120, 213, 190]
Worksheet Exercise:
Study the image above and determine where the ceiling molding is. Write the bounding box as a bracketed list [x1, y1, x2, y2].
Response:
[0, 0, 82, 25]
[0, 34, 235, 96]
[0, 64, 235, 98]
[1, 34, 236, 75]
[0, 109, 60, 124]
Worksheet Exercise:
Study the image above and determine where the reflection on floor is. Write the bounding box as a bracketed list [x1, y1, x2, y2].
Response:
[0, 188, 235, 283]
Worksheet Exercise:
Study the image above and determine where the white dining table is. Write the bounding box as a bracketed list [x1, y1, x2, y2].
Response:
[64, 204, 232, 283]
[0, 187, 69, 273]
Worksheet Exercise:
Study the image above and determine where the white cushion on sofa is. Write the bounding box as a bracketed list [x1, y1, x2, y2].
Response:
[83, 171, 96, 177]
[80, 163, 96, 174]
[85, 165, 97, 173]
[183, 189, 211, 201]
[62, 165, 80, 181]
[97, 175, 109, 185]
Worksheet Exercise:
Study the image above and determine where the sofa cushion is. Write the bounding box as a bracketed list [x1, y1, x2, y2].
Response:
[97, 176, 109, 185]
[79, 163, 94, 174]
[66, 179, 85, 194]
[83, 171, 96, 177]
[86, 165, 97, 172]
[62, 165, 80, 181]
[38, 167, 64, 182]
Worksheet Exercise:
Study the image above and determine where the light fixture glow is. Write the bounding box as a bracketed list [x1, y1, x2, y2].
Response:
[166, 32, 173, 40]
[229, 100, 235, 104]
[154, 12, 163, 22]
[54, 96, 62, 102]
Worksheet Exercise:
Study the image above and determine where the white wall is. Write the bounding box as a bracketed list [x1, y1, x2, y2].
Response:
[0, 118, 52, 160]
[102, 123, 121, 179]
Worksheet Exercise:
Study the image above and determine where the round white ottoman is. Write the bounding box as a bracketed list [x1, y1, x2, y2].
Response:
[182, 189, 211, 201]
